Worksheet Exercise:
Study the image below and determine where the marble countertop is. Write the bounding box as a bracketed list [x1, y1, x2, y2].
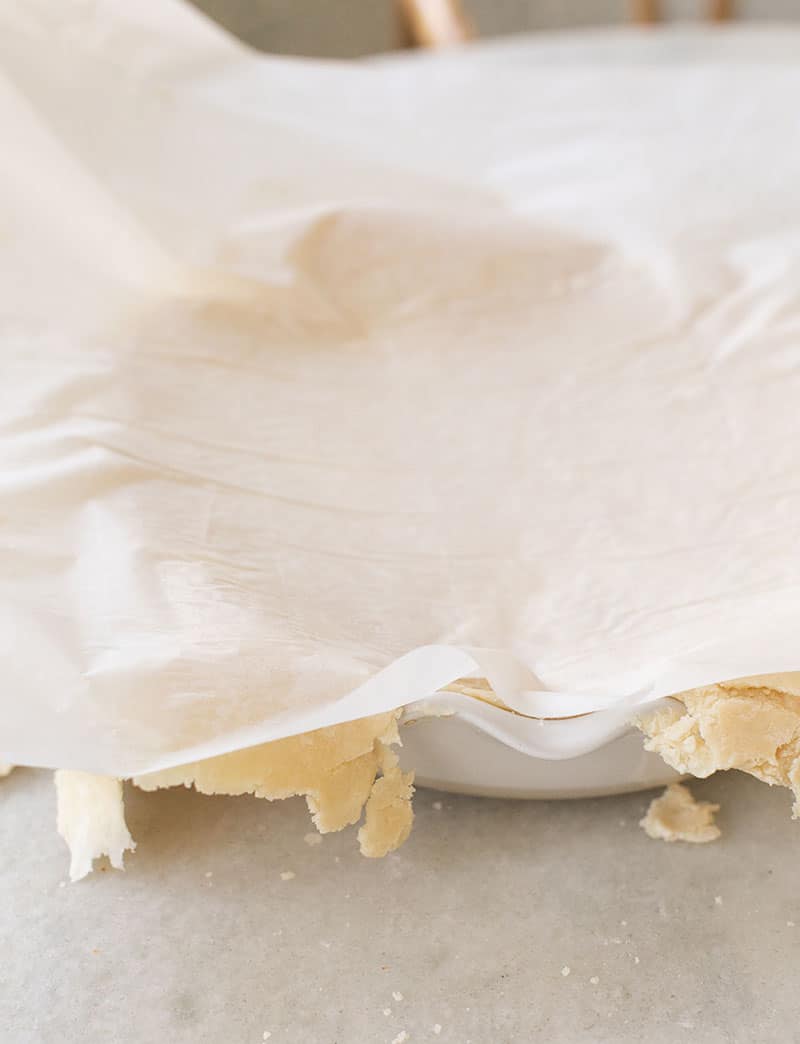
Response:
[3, 766, 797, 1043]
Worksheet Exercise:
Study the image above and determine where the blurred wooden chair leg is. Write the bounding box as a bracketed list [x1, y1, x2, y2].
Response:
[708, 0, 734, 20]
[397, 0, 475, 48]
[631, 0, 661, 23]
[400, 0, 731, 49]
[632, 0, 733, 24]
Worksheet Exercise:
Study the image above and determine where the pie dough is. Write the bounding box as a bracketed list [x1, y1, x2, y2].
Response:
[55, 771, 136, 882]
[56, 675, 800, 876]
[56, 711, 413, 879]
[637, 676, 800, 815]
[639, 783, 720, 844]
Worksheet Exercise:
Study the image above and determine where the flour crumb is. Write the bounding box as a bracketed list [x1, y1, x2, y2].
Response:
[433, 1026, 442, 1035]
[304, 832, 323, 846]
[432, 801, 443, 811]
[714, 896, 723, 906]
[561, 966, 571, 977]
[391, 1033, 409, 1044]
[640, 783, 720, 843]
[205, 871, 213, 878]
[634, 956, 640, 965]
[383, 1009, 392, 1017]
[589, 976, 600, 985]
[392, 991, 404, 1002]
[788, 921, 796, 928]
[280, 871, 295, 881]
[620, 920, 627, 927]
[262, 1033, 271, 1041]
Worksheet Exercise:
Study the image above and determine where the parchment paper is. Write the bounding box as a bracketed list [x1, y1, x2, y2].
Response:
[1, 1, 799, 776]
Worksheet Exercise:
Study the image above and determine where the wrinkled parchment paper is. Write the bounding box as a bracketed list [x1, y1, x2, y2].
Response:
[1, 1, 799, 777]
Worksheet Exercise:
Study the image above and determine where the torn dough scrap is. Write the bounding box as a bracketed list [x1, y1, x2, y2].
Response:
[357, 743, 414, 858]
[56, 711, 413, 879]
[134, 710, 413, 851]
[640, 782, 720, 843]
[636, 677, 800, 814]
[55, 771, 136, 881]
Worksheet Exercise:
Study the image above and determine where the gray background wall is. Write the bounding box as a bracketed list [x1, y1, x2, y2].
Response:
[188, 0, 800, 57]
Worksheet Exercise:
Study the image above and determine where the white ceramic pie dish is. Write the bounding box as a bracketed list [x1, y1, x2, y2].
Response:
[399, 715, 679, 799]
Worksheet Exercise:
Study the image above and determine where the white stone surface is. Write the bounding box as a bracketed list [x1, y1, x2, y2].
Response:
[2, 767, 799, 1042]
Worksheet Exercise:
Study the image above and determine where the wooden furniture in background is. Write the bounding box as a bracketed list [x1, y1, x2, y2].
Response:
[631, 0, 660, 22]
[400, 1, 735, 47]
[398, 0, 474, 47]
[708, 0, 734, 20]
[632, 0, 734, 23]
